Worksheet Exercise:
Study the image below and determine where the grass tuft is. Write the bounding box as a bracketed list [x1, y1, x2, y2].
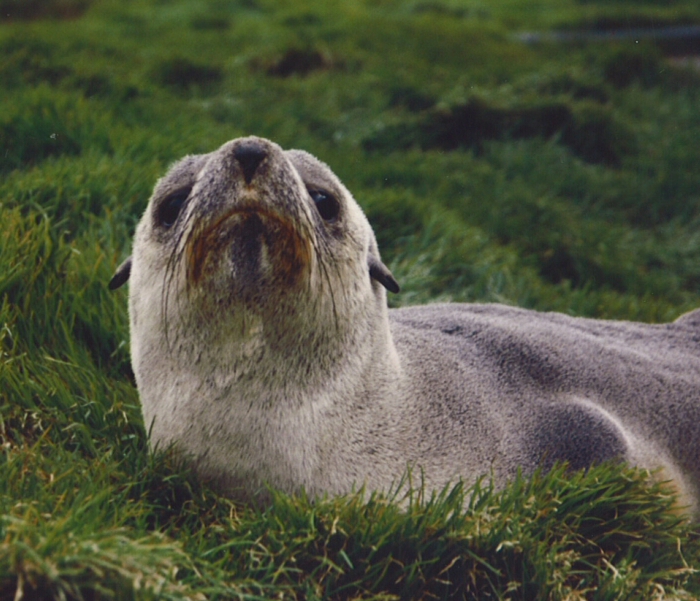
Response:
[0, 512, 199, 601]
[177, 465, 699, 599]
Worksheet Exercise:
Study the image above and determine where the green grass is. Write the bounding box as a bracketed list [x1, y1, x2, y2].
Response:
[2, 0, 700, 598]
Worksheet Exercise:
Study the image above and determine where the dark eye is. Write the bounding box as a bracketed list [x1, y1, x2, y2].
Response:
[156, 189, 190, 228]
[309, 189, 340, 222]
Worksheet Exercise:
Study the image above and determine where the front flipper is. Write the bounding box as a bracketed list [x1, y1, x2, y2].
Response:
[526, 399, 629, 472]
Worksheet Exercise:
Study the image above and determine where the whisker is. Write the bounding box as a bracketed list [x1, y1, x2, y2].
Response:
[315, 237, 339, 337]
[162, 213, 192, 352]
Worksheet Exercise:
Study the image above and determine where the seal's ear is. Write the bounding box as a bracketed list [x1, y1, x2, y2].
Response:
[368, 254, 400, 294]
[109, 256, 132, 291]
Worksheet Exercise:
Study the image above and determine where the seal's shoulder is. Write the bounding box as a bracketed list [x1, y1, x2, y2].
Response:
[387, 303, 538, 343]
[389, 302, 536, 331]
[674, 308, 700, 328]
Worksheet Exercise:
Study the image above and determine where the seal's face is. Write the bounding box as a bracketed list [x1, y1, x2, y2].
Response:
[152, 139, 332, 315]
[111, 136, 398, 380]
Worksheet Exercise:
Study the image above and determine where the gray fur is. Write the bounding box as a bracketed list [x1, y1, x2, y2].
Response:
[115, 136, 700, 513]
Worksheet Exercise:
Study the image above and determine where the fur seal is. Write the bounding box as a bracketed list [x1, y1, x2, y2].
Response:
[111, 136, 700, 513]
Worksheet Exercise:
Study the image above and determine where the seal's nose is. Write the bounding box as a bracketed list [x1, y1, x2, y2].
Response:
[234, 141, 267, 184]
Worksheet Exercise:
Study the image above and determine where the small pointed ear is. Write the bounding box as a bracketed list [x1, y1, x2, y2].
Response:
[108, 256, 132, 290]
[368, 254, 400, 294]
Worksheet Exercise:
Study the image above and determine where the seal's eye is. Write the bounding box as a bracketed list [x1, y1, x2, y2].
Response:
[309, 189, 340, 222]
[156, 189, 190, 229]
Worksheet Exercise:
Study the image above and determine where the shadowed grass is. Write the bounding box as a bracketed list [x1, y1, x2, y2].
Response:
[4, 452, 697, 599]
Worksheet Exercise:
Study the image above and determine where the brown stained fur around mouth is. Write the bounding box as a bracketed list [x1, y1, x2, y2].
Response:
[186, 206, 313, 288]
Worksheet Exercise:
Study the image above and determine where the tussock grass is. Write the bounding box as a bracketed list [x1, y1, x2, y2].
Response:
[204, 466, 699, 600]
[2, 0, 700, 598]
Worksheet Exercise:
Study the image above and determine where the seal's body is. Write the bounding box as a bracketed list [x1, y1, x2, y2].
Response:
[111, 136, 700, 512]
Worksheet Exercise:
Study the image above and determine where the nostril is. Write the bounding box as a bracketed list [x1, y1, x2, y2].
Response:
[233, 142, 267, 184]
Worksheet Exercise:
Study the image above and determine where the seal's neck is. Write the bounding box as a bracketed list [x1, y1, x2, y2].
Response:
[152, 293, 398, 402]
[132, 292, 405, 501]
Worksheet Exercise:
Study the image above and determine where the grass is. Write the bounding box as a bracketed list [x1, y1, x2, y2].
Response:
[2, 0, 700, 598]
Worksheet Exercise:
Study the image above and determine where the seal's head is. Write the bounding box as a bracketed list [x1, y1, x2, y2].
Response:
[110, 136, 399, 417]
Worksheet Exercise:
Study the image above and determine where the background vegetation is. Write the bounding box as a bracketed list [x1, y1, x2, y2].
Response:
[1, 0, 700, 598]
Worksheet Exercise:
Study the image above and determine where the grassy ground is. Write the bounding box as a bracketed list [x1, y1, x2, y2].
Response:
[2, 0, 700, 598]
